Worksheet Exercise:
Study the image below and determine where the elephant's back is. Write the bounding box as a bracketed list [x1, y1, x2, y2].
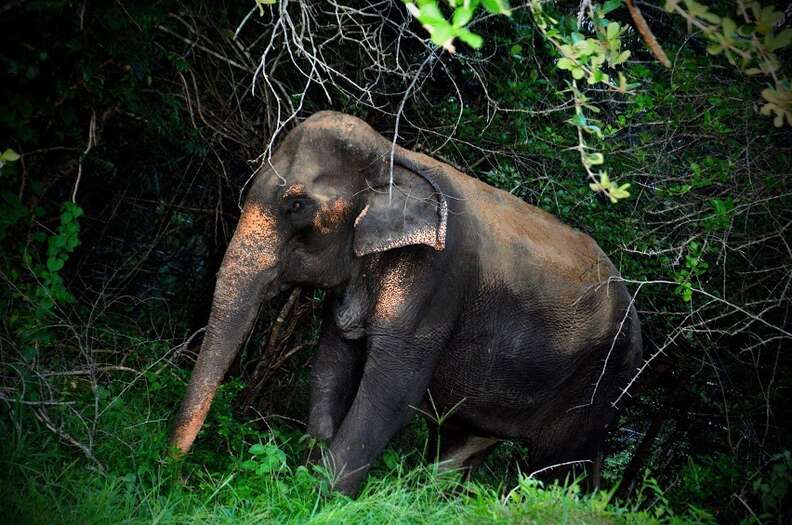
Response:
[416, 154, 634, 351]
[442, 166, 621, 292]
[440, 166, 636, 381]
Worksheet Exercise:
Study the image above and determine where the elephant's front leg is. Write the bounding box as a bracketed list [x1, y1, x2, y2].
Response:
[307, 322, 366, 444]
[326, 335, 436, 496]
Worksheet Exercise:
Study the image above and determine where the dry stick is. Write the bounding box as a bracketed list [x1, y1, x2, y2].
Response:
[502, 459, 593, 502]
[388, 52, 435, 201]
[269, 343, 306, 372]
[72, 110, 96, 203]
[610, 277, 792, 408]
[264, 287, 302, 356]
[0, 394, 75, 406]
[33, 407, 104, 471]
[244, 287, 302, 406]
[167, 326, 207, 365]
[528, 459, 592, 479]
[626, 0, 671, 68]
[40, 365, 137, 377]
[157, 25, 251, 73]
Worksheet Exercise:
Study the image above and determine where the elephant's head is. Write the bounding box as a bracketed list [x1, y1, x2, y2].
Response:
[170, 111, 448, 454]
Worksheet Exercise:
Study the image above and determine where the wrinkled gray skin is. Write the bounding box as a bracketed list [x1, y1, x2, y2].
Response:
[171, 111, 642, 496]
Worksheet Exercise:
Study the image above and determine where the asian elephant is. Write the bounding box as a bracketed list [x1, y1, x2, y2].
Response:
[170, 111, 642, 496]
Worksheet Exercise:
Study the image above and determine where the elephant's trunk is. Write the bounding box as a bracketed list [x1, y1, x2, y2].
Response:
[170, 203, 281, 455]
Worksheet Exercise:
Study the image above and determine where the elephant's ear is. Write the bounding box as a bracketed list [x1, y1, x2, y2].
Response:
[353, 164, 447, 256]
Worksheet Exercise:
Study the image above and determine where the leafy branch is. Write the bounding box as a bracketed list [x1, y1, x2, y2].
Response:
[665, 0, 792, 126]
[569, 83, 631, 203]
[529, 0, 634, 203]
[402, 0, 636, 203]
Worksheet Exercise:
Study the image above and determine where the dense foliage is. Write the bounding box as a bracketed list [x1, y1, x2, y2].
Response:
[1, 1, 790, 523]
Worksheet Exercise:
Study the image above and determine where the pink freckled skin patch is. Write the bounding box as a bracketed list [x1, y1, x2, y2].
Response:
[283, 184, 306, 199]
[172, 391, 215, 454]
[375, 258, 413, 320]
[215, 204, 281, 308]
[227, 204, 279, 270]
[313, 198, 350, 235]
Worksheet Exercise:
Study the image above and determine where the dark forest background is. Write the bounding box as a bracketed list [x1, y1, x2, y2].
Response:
[1, 1, 790, 523]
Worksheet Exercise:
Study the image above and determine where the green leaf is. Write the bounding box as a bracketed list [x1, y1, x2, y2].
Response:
[609, 182, 631, 202]
[602, 0, 622, 15]
[47, 257, 65, 272]
[606, 22, 619, 40]
[766, 28, 792, 52]
[584, 152, 605, 166]
[559, 44, 576, 58]
[249, 443, 267, 456]
[760, 86, 792, 127]
[418, 2, 445, 24]
[568, 113, 588, 128]
[582, 121, 602, 136]
[452, 6, 473, 27]
[481, 0, 510, 16]
[688, 0, 720, 24]
[457, 28, 483, 48]
[255, 445, 287, 474]
[429, 24, 454, 48]
[589, 172, 611, 193]
[1, 149, 20, 162]
[706, 44, 723, 55]
[721, 17, 736, 37]
[613, 50, 630, 65]
[65, 235, 80, 250]
[574, 39, 597, 55]
[62, 201, 83, 217]
[557, 57, 575, 70]
[383, 449, 399, 470]
[737, 23, 755, 36]
[587, 68, 609, 85]
[756, 5, 782, 34]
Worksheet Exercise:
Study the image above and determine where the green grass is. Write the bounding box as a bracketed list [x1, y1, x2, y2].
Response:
[1, 448, 695, 525]
[0, 370, 711, 525]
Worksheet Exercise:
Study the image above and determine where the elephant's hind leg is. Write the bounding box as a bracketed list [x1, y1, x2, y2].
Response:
[432, 426, 499, 475]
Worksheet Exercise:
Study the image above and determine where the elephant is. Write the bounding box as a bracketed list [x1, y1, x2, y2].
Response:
[170, 111, 642, 496]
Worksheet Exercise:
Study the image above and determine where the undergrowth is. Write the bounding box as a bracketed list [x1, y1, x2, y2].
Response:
[0, 336, 710, 525]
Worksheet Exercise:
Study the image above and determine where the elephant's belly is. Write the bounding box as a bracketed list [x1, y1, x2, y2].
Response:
[426, 295, 594, 438]
[428, 340, 570, 438]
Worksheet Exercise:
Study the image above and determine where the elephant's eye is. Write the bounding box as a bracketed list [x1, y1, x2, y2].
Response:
[291, 200, 304, 211]
[285, 196, 312, 217]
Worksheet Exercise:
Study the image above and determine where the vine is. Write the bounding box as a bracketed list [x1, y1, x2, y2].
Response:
[1, 147, 83, 360]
